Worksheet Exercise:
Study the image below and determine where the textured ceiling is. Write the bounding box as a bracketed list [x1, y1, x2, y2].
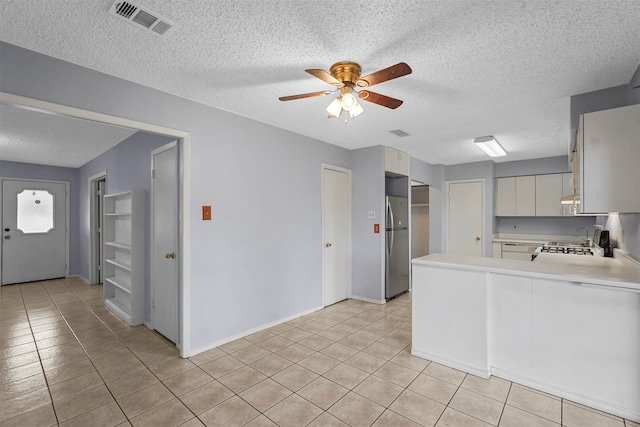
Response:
[0, 0, 639, 166]
[0, 105, 137, 168]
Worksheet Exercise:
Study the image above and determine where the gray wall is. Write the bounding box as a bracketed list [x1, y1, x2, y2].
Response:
[0, 42, 353, 353]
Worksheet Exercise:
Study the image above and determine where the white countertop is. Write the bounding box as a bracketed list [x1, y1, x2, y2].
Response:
[413, 250, 640, 292]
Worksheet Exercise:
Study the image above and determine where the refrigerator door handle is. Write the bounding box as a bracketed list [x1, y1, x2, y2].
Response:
[389, 228, 394, 257]
[387, 198, 394, 230]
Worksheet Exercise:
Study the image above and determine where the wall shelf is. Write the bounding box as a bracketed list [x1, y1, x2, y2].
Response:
[102, 189, 144, 326]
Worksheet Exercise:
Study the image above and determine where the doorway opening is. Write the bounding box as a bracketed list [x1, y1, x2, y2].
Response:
[89, 172, 107, 285]
[411, 184, 430, 259]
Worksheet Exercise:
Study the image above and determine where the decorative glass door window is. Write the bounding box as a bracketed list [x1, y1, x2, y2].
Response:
[16, 189, 55, 234]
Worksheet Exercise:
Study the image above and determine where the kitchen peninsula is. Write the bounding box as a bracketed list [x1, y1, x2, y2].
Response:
[411, 252, 640, 422]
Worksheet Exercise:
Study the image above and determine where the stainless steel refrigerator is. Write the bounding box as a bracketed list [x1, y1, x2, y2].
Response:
[385, 195, 410, 299]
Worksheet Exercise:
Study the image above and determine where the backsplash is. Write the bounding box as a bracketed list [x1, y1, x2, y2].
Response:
[605, 213, 640, 261]
[495, 216, 598, 238]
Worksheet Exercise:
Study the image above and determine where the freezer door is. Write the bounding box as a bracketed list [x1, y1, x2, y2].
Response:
[386, 228, 410, 298]
[386, 196, 409, 229]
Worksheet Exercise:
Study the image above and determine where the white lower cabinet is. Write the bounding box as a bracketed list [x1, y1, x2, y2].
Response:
[103, 190, 144, 326]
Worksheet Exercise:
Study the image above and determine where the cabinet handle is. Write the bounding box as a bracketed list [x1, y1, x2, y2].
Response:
[165, 252, 175, 259]
[325, 242, 332, 247]
[476, 237, 481, 241]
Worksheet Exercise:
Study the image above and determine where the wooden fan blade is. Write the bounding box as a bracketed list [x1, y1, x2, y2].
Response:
[305, 69, 344, 87]
[356, 62, 412, 88]
[279, 90, 333, 102]
[358, 90, 403, 109]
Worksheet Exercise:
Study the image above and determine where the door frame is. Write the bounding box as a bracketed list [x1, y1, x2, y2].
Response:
[0, 92, 192, 357]
[321, 163, 352, 307]
[88, 171, 107, 285]
[0, 177, 70, 284]
[445, 178, 485, 257]
[149, 140, 179, 343]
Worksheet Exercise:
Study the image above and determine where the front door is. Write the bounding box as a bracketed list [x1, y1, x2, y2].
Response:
[152, 142, 179, 343]
[323, 166, 351, 306]
[447, 180, 483, 256]
[1, 179, 68, 285]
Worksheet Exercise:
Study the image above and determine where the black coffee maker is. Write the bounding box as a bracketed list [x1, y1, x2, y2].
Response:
[593, 228, 613, 257]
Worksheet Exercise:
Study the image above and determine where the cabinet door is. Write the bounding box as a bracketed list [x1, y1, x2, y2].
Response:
[515, 176, 536, 216]
[397, 150, 410, 176]
[535, 174, 563, 216]
[495, 177, 516, 216]
[582, 104, 640, 213]
[385, 146, 399, 174]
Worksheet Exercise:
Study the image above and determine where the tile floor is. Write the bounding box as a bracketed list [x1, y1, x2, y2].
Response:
[1, 278, 638, 427]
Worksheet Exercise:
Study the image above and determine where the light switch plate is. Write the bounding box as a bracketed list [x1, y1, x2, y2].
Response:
[368, 211, 376, 219]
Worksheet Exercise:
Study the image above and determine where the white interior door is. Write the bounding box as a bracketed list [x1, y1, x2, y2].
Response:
[447, 180, 483, 256]
[323, 166, 351, 306]
[152, 142, 179, 342]
[2, 179, 68, 285]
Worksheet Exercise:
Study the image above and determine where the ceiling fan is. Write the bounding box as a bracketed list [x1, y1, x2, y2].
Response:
[279, 61, 412, 119]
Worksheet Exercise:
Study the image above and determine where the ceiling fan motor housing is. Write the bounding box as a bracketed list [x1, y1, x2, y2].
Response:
[330, 62, 362, 87]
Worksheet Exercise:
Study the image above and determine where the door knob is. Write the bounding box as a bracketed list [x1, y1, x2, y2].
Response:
[325, 243, 332, 247]
[165, 252, 175, 259]
[4, 228, 9, 232]
[4, 235, 10, 240]
[476, 237, 481, 241]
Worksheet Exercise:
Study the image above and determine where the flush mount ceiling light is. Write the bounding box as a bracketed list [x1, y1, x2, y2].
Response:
[279, 61, 412, 120]
[474, 136, 507, 157]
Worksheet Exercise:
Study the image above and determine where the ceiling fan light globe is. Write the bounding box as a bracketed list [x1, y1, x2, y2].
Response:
[350, 102, 364, 118]
[341, 93, 357, 110]
[326, 98, 343, 117]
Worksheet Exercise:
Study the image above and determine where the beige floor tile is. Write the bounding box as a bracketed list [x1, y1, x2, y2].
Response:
[353, 375, 404, 407]
[298, 334, 334, 351]
[148, 356, 196, 380]
[377, 331, 413, 349]
[45, 358, 96, 385]
[218, 365, 266, 393]
[298, 352, 340, 375]
[199, 354, 244, 378]
[424, 362, 467, 386]
[98, 356, 146, 383]
[449, 388, 504, 426]
[238, 378, 292, 412]
[263, 393, 323, 427]
[461, 374, 511, 403]
[0, 372, 47, 402]
[323, 362, 369, 389]
[338, 334, 375, 351]
[320, 342, 359, 362]
[374, 361, 420, 387]
[372, 409, 421, 426]
[180, 380, 234, 415]
[230, 344, 271, 364]
[89, 347, 135, 369]
[408, 373, 458, 405]
[0, 342, 37, 360]
[134, 345, 179, 367]
[243, 414, 278, 426]
[49, 370, 105, 401]
[274, 342, 315, 362]
[218, 338, 253, 354]
[0, 361, 43, 385]
[562, 401, 624, 427]
[506, 384, 561, 423]
[0, 334, 35, 350]
[41, 348, 89, 371]
[188, 347, 226, 366]
[163, 367, 213, 396]
[59, 401, 126, 427]
[0, 386, 51, 422]
[249, 353, 292, 376]
[129, 398, 194, 427]
[244, 329, 276, 344]
[178, 417, 206, 427]
[35, 333, 79, 350]
[436, 407, 493, 426]
[307, 411, 349, 426]
[117, 382, 174, 419]
[107, 369, 159, 399]
[266, 323, 294, 334]
[389, 389, 446, 426]
[271, 364, 318, 391]
[344, 351, 386, 373]
[498, 405, 558, 427]
[38, 341, 83, 360]
[390, 350, 430, 372]
[298, 376, 349, 410]
[328, 391, 385, 427]
[257, 335, 295, 353]
[53, 384, 114, 422]
[278, 327, 313, 342]
[317, 327, 351, 342]
[362, 341, 403, 360]
[198, 395, 259, 427]
[0, 403, 57, 427]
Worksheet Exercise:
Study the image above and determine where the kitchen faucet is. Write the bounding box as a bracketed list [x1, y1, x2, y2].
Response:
[577, 227, 589, 246]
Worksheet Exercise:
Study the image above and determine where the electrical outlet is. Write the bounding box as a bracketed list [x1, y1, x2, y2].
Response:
[368, 211, 376, 219]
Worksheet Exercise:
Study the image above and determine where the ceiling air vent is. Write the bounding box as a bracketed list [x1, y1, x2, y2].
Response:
[389, 129, 410, 137]
[108, 1, 175, 37]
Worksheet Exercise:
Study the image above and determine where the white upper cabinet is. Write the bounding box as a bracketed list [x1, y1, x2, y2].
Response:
[385, 146, 410, 177]
[496, 176, 535, 216]
[577, 104, 640, 213]
[562, 172, 574, 216]
[535, 174, 563, 216]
